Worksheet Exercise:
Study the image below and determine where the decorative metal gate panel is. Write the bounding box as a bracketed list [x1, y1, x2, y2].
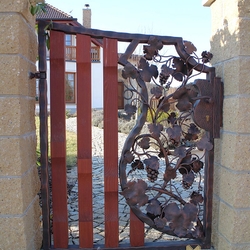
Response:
[38, 21, 223, 250]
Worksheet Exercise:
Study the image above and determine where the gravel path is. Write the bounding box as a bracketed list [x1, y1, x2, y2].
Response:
[66, 117, 128, 156]
[64, 117, 205, 246]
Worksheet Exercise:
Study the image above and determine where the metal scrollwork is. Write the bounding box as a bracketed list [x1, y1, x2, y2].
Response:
[119, 36, 214, 239]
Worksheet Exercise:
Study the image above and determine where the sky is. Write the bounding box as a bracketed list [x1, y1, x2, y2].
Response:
[46, 0, 212, 55]
[45, 0, 212, 108]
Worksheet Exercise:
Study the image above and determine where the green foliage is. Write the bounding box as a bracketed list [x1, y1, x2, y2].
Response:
[35, 116, 77, 168]
[140, 107, 178, 125]
[29, 1, 46, 16]
[29, 1, 51, 50]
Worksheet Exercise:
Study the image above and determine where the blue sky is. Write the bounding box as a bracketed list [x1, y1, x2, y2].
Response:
[46, 0, 211, 54]
[46, 0, 211, 107]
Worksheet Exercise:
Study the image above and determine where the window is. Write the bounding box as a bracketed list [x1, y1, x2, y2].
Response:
[65, 73, 76, 103]
[65, 34, 72, 46]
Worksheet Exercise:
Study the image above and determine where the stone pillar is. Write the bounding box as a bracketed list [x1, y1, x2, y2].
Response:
[0, 1, 42, 249]
[204, 0, 250, 249]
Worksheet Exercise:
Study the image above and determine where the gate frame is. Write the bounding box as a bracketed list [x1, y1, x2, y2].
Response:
[37, 20, 223, 250]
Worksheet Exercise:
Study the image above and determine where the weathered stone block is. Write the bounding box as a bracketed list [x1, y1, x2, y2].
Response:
[0, 134, 36, 176]
[223, 56, 250, 96]
[223, 97, 250, 133]
[0, 165, 40, 215]
[213, 165, 250, 208]
[0, 55, 36, 96]
[238, 18, 250, 56]
[0, 14, 37, 61]
[218, 202, 250, 243]
[238, 0, 250, 18]
[0, 195, 42, 250]
[215, 232, 250, 250]
[0, 97, 35, 136]
[220, 132, 250, 171]
[0, 0, 37, 24]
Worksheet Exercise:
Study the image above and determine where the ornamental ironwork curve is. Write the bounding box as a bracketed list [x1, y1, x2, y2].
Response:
[118, 37, 215, 240]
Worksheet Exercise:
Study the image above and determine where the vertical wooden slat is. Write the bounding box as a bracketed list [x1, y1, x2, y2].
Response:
[103, 38, 119, 248]
[38, 21, 50, 250]
[50, 30, 68, 248]
[130, 210, 145, 246]
[76, 34, 93, 248]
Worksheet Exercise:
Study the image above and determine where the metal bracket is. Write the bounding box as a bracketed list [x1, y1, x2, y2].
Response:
[29, 71, 46, 79]
[192, 77, 223, 138]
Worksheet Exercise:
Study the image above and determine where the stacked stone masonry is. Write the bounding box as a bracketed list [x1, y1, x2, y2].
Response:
[0, 0, 42, 250]
[209, 0, 250, 249]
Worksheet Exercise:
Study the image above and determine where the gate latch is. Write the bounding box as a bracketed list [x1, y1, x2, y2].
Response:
[29, 71, 46, 79]
[192, 77, 223, 138]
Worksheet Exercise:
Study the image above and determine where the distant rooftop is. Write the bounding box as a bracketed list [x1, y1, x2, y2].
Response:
[36, 3, 76, 21]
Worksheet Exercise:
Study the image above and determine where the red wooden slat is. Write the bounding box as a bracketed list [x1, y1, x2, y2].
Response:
[50, 30, 68, 248]
[76, 34, 93, 248]
[103, 38, 119, 248]
[130, 210, 144, 246]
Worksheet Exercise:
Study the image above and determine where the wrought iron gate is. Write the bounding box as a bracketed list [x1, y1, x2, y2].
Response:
[37, 20, 223, 250]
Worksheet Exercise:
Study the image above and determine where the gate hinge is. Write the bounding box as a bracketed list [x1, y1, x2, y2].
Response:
[29, 71, 46, 79]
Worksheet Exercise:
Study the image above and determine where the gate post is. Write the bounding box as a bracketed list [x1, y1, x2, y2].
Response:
[206, 0, 250, 249]
[0, 1, 42, 249]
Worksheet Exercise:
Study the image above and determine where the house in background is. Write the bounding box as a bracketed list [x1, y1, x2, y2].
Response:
[36, 3, 104, 113]
[36, 3, 160, 114]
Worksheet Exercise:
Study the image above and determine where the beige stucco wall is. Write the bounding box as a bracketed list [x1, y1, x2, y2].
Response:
[208, 0, 250, 249]
[0, 0, 42, 249]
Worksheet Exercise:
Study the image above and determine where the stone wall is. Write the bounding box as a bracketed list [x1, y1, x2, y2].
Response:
[0, 0, 42, 249]
[205, 0, 250, 249]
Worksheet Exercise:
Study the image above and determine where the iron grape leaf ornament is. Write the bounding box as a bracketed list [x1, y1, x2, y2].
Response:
[123, 151, 134, 164]
[192, 160, 204, 173]
[131, 160, 144, 170]
[182, 171, 195, 189]
[138, 137, 150, 150]
[184, 41, 197, 55]
[146, 199, 162, 217]
[120, 179, 148, 207]
[196, 135, 213, 151]
[143, 36, 163, 60]
[151, 86, 163, 99]
[167, 112, 177, 125]
[157, 97, 170, 113]
[174, 146, 187, 158]
[173, 86, 198, 112]
[185, 123, 200, 141]
[154, 217, 167, 230]
[190, 191, 204, 205]
[144, 156, 159, 171]
[122, 63, 138, 79]
[161, 64, 174, 77]
[166, 125, 182, 143]
[138, 57, 158, 82]
[148, 123, 163, 138]
[163, 202, 198, 237]
[124, 103, 137, 115]
[163, 167, 177, 183]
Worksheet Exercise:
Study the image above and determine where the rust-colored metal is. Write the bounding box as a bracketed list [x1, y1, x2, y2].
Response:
[50, 30, 68, 248]
[38, 21, 51, 250]
[76, 34, 93, 248]
[103, 38, 119, 248]
[38, 20, 223, 250]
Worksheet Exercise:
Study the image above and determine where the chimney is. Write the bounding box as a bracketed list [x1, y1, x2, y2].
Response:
[83, 4, 91, 28]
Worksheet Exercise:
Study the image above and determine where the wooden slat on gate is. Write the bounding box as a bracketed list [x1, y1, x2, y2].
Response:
[50, 30, 68, 248]
[103, 38, 119, 248]
[76, 34, 93, 248]
[49, 30, 146, 249]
